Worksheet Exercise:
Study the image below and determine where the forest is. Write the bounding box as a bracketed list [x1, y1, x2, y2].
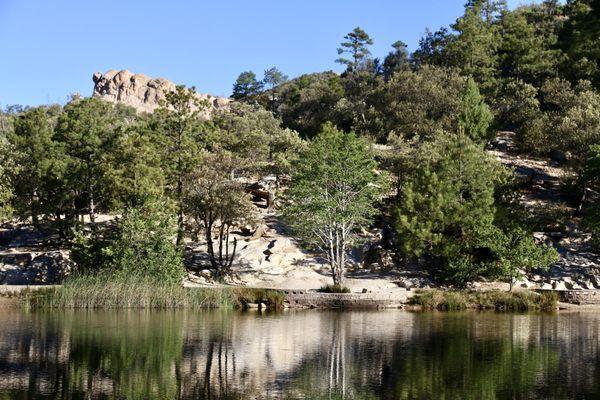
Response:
[0, 0, 599, 291]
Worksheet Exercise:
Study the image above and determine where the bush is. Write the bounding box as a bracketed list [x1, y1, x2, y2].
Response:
[318, 284, 351, 293]
[409, 289, 558, 312]
[72, 201, 184, 284]
[110, 203, 184, 284]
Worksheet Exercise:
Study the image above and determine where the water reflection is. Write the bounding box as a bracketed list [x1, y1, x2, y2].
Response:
[0, 309, 599, 399]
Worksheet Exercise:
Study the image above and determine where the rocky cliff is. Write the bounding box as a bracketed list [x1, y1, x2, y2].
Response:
[92, 69, 230, 115]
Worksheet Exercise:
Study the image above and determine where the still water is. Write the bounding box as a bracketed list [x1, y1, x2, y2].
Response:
[0, 309, 599, 399]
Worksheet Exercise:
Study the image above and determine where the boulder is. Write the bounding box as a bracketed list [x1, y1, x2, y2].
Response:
[92, 69, 230, 115]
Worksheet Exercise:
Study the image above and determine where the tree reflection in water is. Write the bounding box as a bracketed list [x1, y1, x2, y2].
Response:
[0, 309, 599, 399]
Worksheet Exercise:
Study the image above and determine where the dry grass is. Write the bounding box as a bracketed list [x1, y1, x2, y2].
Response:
[409, 289, 558, 312]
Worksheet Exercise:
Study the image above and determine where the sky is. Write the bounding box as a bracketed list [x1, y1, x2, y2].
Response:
[0, 0, 534, 106]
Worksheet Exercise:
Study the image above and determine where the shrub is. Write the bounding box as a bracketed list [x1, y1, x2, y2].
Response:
[318, 284, 351, 293]
[72, 201, 184, 284]
[409, 289, 557, 312]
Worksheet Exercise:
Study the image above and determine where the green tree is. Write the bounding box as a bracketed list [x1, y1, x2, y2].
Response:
[458, 78, 493, 142]
[467, 0, 507, 25]
[186, 152, 256, 277]
[444, 2, 499, 93]
[496, 78, 540, 132]
[72, 201, 184, 284]
[582, 145, 600, 247]
[396, 132, 554, 285]
[336, 27, 374, 72]
[212, 102, 305, 189]
[105, 126, 166, 209]
[376, 65, 468, 139]
[561, 0, 600, 88]
[538, 79, 600, 171]
[0, 128, 13, 221]
[55, 98, 123, 229]
[276, 72, 345, 138]
[232, 71, 264, 101]
[383, 40, 411, 80]
[111, 202, 184, 284]
[10, 107, 62, 226]
[497, 6, 562, 86]
[412, 28, 453, 67]
[284, 123, 387, 285]
[153, 85, 210, 246]
[262, 67, 288, 112]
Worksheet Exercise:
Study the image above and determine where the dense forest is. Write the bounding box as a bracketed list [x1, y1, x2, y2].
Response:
[1, 0, 599, 288]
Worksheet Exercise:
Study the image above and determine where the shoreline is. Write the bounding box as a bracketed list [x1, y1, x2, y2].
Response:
[3, 284, 600, 311]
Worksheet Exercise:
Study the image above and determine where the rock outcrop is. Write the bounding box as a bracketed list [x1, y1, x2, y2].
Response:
[92, 69, 230, 115]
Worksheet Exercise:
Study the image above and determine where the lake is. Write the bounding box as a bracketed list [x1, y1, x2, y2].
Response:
[0, 309, 599, 399]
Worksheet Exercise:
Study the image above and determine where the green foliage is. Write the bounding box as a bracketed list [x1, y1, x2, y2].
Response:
[72, 202, 184, 284]
[458, 78, 493, 142]
[55, 98, 125, 226]
[382, 40, 411, 80]
[153, 85, 211, 245]
[535, 79, 600, 170]
[211, 102, 304, 177]
[444, 1, 499, 93]
[583, 145, 600, 248]
[318, 284, 351, 293]
[284, 123, 387, 285]
[561, 0, 600, 87]
[496, 78, 540, 132]
[105, 127, 165, 209]
[232, 71, 264, 101]
[336, 27, 374, 72]
[0, 128, 14, 220]
[186, 152, 256, 276]
[262, 67, 288, 112]
[377, 65, 468, 139]
[497, 5, 562, 86]
[409, 289, 558, 312]
[10, 105, 67, 227]
[396, 132, 555, 286]
[276, 72, 345, 138]
[27, 275, 237, 309]
[111, 203, 184, 284]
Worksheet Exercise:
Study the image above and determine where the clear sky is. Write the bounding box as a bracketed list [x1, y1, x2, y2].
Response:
[1, 0, 534, 106]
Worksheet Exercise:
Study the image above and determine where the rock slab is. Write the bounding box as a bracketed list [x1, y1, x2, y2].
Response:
[92, 69, 230, 115]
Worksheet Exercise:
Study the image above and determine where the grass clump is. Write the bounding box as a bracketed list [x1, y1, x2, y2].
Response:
[318, 284, 351, 293]
[25, 274, 236, 309]
[409, 289, 557, 312]
[23, 274, 287, 310]
[232, 287, 286, 309]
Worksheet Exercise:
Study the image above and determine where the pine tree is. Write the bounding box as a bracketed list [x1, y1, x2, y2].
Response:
[56, 98, 120, 229]
[444, 2, 499, 93]
[232, 71, 264, 101]
[458, 78, 493, 142]
[262, 67, 288, 112]
[336, 27, 374, 72]
[383, 40, 411, 80]
[153, 85, 210, 246]
[396, 131, 555, 285]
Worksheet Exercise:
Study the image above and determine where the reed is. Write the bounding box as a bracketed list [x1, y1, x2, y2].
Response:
[24, 274, 285, 310]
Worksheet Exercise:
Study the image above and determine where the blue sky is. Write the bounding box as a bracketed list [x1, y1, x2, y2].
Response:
[1, 0, 534, 106]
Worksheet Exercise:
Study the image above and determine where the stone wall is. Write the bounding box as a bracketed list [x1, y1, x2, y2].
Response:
[283, 289, 409, 309]
[547, 289, 600, 305]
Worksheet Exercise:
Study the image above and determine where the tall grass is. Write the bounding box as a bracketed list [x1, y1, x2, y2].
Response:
[409, 289, 558, 312]
[24, 274, 285, 310]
